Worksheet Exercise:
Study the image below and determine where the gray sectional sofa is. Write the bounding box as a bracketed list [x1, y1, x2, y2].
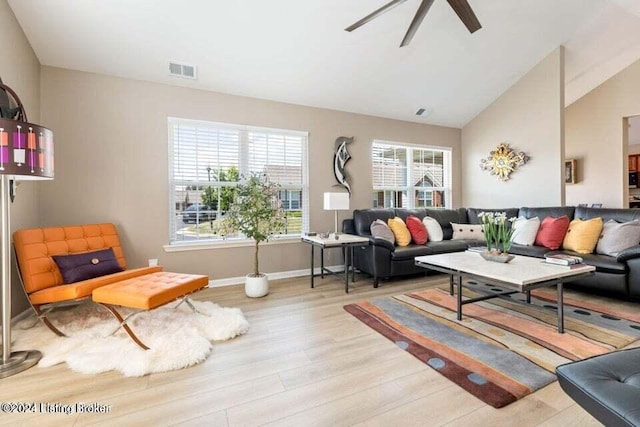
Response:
[343, 206, 640, 299]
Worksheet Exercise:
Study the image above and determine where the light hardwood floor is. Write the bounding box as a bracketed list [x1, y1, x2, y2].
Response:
[4, 272, 632, 427]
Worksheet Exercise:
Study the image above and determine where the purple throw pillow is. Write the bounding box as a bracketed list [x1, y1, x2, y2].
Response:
[52, 248, 123, 284]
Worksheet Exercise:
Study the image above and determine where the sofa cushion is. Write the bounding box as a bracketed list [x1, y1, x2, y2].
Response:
[406, 215, 428, 244]
[535, 215, 570, 250]
[575, 206, 640, 222]
[467, 208, 519, 224]
[388, 217, 411, 246]
[570, 252, 627, 274]
[596, 219, 640, 257]
[391, 240, 468, 261]
[423, 240, 469, 254]
[519, 206, 575, 220]
[52, 248, 124, 284]
[451, 223, 485, 241]
[511, 216, 540, 246]
[390, 245, 433, 260]
[422, 217, 444, 242]
[391, 240, 470, 260]
[370, 219, 395, 245]
[545, 250, 627, 274]
[508, 243, 550, 258]
[562, 217, 604, 254]
[394, 209, 428, 222]
[424, 208, 468, 240]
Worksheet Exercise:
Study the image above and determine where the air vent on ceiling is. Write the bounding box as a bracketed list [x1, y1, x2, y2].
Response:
[169, 62, 197, 80]
[415, 107, 433, 117]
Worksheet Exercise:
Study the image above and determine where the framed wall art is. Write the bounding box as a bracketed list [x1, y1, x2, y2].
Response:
[479, 142, 529, 181]
[565, 159, 576, 184]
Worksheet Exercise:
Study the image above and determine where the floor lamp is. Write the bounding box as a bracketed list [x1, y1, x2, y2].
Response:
[0, 82, 54, 378]
[323, 192, 350, 239]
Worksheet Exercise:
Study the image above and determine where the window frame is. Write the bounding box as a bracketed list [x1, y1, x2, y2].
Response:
[167, 117, 309, 248]
[371, 139, 452, 209]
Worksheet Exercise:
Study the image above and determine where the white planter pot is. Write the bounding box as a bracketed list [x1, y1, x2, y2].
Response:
[245, 274, 269, 298]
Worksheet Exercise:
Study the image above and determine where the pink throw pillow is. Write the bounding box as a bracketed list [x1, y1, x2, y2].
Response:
[534, 216, 570, 250]
[406, 215, 428, 245]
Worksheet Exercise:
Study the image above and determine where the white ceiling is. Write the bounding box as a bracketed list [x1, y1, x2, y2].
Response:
[8, 0, 640, 128]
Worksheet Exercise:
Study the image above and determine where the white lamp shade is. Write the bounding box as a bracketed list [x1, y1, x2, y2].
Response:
[323, 192, 349, 210]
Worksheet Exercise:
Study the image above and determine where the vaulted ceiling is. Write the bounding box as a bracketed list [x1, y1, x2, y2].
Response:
[8, 0, 640, 128]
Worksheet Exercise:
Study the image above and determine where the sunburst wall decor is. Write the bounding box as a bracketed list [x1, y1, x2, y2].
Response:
[480, 143, 530, 181]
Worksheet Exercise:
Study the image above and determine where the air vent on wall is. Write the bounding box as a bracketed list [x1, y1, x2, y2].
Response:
[169, 62, 197, 79]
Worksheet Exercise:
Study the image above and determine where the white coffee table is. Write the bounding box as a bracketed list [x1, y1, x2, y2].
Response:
[301, 234, 370, 293]
[415, 251, 596, 333]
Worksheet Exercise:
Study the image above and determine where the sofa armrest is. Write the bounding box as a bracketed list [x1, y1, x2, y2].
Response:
[370, 237, 395, 252]
[616, 245, 640, 262]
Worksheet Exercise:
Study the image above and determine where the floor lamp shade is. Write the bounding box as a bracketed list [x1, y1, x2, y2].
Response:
[0, 82, 54, 379]
[323, 192, 350, 235]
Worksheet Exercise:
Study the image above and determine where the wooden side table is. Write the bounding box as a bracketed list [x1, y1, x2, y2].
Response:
[301, 234, 370, 293]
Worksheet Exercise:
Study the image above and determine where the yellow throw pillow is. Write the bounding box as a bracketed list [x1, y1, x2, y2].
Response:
[562, 217, 604, 254]
[388, 217, 411, 247]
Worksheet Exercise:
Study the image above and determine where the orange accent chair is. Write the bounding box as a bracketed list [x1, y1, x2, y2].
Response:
[13, 223, 208, 349]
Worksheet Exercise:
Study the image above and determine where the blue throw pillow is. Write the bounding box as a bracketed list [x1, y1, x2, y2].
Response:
[52, 248, 123, 284]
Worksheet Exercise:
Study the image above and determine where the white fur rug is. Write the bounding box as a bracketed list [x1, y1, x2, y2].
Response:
[12, 300, 249, 377]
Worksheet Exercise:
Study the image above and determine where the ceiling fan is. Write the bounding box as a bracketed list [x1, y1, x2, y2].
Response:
[345, 0, 481, 47]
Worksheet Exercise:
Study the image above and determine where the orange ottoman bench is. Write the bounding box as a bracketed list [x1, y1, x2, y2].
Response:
[92, 271, 209, 349]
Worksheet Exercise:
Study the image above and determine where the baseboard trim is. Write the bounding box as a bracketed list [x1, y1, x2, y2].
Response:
[208, 264, 345, 288]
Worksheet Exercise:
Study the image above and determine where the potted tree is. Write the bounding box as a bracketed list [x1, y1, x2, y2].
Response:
[218, 173, 285, 297]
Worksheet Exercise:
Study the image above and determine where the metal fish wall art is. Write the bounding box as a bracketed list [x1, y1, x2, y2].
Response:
[333, 136, 353, 195]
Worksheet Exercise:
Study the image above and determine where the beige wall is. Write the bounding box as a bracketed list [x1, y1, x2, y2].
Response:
[0, 0, 41, 315]
[39, 66, 461, 280]
[461, 48, 565, 208]
[566, 58, 640, 208]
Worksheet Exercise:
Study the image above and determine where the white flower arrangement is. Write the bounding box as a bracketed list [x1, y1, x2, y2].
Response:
[478, 211, 517, 254]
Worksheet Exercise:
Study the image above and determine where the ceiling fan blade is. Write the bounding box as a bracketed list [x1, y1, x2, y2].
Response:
[446, 0, 482, 33]
[400, 0, 435, 47]
[345, 0, 409, 32]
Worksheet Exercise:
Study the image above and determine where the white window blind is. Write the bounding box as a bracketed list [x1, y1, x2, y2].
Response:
[169, 118, 309, 244]
[372, 140, 451, 209]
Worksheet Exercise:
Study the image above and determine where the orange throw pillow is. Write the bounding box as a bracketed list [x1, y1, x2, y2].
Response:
[405, 215, 428, 244]
[387, 217, 411, 247]
[534, 216, 570, 250]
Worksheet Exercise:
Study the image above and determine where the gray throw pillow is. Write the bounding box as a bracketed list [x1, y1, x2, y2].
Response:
[596, 220, 640, 257]
[370, 219, 395, 245]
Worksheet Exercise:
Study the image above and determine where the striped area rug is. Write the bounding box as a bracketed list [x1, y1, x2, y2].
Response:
[344, 282, 640, 408]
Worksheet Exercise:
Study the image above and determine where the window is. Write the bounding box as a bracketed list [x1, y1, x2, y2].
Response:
[169, 118, 309, 244]
[372, 140, 451, 209]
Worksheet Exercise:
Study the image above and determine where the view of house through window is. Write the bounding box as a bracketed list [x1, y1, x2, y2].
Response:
[371, 140, 451, 209]
[169, 118, 308, 244]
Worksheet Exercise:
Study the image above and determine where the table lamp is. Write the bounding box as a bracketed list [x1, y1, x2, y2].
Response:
[323, 192, 349, 239]
[0, 81, 54, 378]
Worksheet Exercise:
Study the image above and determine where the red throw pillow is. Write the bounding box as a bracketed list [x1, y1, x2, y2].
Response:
[534, 215, 570, 250]
[405, 215, 428, 244]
